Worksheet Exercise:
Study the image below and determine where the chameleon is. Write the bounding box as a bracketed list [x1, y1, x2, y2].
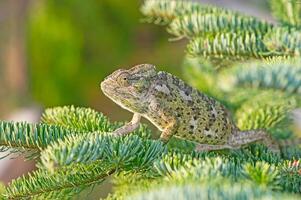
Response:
[100, 63, 284, 152]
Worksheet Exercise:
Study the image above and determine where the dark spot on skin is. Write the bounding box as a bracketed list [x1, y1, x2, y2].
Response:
[205, 127, 209, 131]
[177, 114, 181, 117]
[173, 78, 179, 85]
[196, 99, 201, 103]
[187, 101, 194, 106]
[183, 127, 186, 131]
[193, 116, 197, 120]
[190, 125, 194, 129]
[189, 131, 193, 134]
[208, 135, 212, 138]
[187, 112, 190, 115]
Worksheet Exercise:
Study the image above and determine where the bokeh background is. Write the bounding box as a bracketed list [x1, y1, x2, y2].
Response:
[0, 0, 279, 197]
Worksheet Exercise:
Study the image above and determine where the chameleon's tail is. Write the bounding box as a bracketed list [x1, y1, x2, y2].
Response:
[230, 129, 280, 152]
[277, 137, 301, 147]
[230, 129, 301, 152]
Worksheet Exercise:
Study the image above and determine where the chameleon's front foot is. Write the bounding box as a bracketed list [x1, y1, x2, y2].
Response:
[111, 113, 141, 136]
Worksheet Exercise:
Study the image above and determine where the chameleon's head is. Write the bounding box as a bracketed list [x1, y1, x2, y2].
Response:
[101, 64, 157, 113]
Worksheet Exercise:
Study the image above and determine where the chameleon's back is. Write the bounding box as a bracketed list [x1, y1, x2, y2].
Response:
[148, 71, 237, 145]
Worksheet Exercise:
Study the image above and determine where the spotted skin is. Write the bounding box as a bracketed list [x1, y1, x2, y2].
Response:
[101, 64, 280, 152]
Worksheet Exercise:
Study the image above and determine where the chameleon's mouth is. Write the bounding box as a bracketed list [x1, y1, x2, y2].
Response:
[100, 79, 115, 96]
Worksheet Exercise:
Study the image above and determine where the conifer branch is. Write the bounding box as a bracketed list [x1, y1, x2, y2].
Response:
[168, 13, 272, 39]
[278, 160, 301, 193]
[4, 162, 115, 199]
[127, 180, 299, 200]
[41, 106, 116, 133]
[40, 133, 166, 171]
[227, 59, 301, 94]
[264, 27, 301, 56]
[141, 0, 229, 24]
[187, 32, 273, 59]
[270, 0, 301, 28]
[235, 91, 296, 131]
[0, 121, 72, 158]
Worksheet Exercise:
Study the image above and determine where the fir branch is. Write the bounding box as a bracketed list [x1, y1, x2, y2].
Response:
[278, 160, 301, 193]
[270, 0, 301, 28]
[141, 0, 229, 24]
[127, 180, 299, 200]
[4, 161, 115, 200]
[0, 121, 71, 158]
[264, 27, 301, 56]
[168, 13, 272, 39]
[41, 106, 153, 139]
[40, 133, 166, 171]
[235, 91, 296, 131]
[41, 106, 115, 133]
[243, 161, 280, 189]
[224, 59, 301, 94]
[187, 32, 274, 59]
[153, 152, 201, 177]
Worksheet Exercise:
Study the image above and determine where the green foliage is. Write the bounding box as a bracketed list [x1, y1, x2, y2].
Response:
[0, 183, 4, 199]
[41, 106, 114, 132]
[270, 0, 301, 28]
[0, 121, 71, 158]
[142, 0, 301, 60]
[168, 12, 272, 39]
[234, 91, 295, 130]
[4, 162, 113, 199]
[243, 161, 279, 189]
[40, 133, 166, 172]
[0, 105, 300, 199]
[123, 156, 300, 200]
[187, 32, 272, 59]
[278, 160, 301, 193]
[127, 181, 299, 200]
[264, 27, 301, 56]
[141, 0, 232, 24]
[224, 58, 301, 94]
[1, 0, 301, 199]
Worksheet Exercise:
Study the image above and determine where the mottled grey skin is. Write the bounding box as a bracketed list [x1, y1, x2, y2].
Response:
[101, 64, 279, 151]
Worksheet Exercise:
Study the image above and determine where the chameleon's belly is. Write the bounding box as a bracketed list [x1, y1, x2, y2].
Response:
[175, 122, 232, 145]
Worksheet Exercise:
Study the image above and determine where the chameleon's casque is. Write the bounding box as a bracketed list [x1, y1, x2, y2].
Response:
[101, 64, 279, 151]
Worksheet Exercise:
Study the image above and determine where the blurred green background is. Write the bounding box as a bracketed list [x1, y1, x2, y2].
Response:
[0, 0, 187, 121]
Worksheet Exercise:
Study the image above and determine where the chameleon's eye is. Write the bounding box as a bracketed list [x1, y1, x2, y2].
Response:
[117, 72, 130, 86]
